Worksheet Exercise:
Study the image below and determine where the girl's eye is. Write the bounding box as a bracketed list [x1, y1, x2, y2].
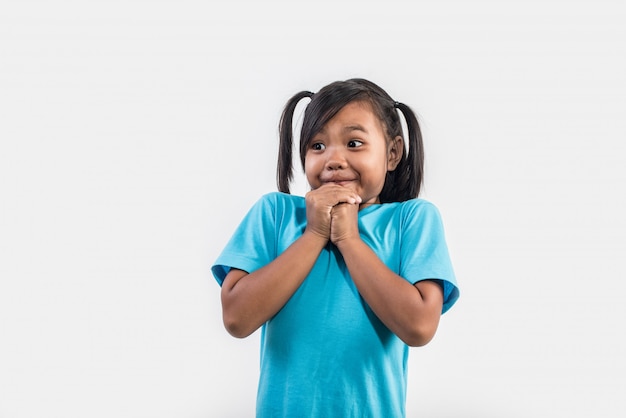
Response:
[311, 142, 325, 151]
[347, 140, 363, 148]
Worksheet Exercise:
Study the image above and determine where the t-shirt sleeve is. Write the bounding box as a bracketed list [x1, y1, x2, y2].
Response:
[211, 193, 278, 286]
[399, 200, 460, 314]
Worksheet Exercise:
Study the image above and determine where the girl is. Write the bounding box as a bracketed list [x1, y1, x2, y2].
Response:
[212, 78, 459, 417]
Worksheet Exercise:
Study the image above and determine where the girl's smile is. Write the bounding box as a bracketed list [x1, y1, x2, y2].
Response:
[304, 101, 403, 208]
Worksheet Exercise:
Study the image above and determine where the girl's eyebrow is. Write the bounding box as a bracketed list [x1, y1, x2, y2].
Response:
[342, 124, 368, 134]
[315, 124, 368, 136]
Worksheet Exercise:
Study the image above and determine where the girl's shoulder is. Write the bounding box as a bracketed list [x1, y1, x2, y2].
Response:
[258, 191, 305, 205]
[363, 198, 445, 230]
[398, 197, 437, 209]
[372, 197, 441, 216]
[399, 197, 444, 222]
[251, 191, 306, 213]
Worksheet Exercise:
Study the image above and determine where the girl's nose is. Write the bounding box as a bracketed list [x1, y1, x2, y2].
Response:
[325, 147, 346, 170]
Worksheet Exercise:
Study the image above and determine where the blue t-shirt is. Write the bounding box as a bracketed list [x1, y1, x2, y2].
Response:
[212, 192, 459, 418]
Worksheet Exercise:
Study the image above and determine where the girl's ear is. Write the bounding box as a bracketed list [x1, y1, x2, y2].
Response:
[387, 136, 404, 171]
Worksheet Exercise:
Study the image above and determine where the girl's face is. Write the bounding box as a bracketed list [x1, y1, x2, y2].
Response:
[304, 101, 403, 208]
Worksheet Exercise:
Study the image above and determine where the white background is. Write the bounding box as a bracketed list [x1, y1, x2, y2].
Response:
[1, 0, 625, 417]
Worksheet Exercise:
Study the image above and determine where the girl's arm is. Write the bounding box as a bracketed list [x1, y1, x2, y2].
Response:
[221, 230, 327, 338]
[331, 203, 444, 347]
[221, 184, 361, 338]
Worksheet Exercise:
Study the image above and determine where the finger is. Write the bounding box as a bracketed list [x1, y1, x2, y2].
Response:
[343, 194, 361, 205]
[336, 190, 361, 205]
[316, 184, 361, 205]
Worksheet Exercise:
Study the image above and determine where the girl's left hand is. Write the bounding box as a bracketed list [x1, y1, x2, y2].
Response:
[330, 201, 360, 244]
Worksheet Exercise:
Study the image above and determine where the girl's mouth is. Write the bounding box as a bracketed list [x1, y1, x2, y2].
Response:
[324, 180, 356, 187]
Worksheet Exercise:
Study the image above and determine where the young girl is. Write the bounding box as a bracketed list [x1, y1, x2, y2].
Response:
[212, 78, 459, 417]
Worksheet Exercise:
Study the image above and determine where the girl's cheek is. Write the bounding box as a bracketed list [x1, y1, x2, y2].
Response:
[303, 157, 315, 176]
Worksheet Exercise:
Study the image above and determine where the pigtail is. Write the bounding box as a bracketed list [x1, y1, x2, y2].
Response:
[392, 102, 424, 200]
[277, 91, 314, 194]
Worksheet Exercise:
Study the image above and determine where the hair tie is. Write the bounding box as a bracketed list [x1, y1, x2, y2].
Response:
[394, 101, 400, 108]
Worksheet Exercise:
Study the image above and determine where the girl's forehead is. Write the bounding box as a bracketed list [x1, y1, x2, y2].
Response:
[329, 101, 378, 123]
[321, 100, 385, 132]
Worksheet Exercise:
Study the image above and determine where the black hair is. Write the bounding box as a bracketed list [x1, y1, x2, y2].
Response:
[277, 78, 424, 203]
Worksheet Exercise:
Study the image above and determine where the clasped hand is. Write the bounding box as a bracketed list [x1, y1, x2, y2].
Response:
[304, 183, 362, 244]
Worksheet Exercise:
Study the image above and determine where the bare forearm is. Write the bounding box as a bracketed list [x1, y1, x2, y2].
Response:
[335, 238, 443, 346]
[221, 231, 327, 338]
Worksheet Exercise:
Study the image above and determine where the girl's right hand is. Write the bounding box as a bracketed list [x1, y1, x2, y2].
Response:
[304, 184, 361, 240]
